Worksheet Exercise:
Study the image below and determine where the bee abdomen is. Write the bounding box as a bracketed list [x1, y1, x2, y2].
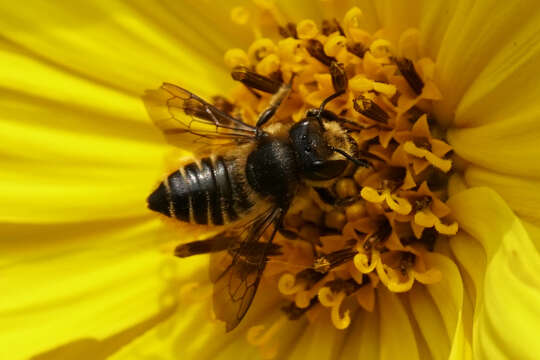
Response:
[147, 156, 249, 225]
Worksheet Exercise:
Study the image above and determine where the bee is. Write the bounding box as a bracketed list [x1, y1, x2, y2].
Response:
[143, 64, 369, 332]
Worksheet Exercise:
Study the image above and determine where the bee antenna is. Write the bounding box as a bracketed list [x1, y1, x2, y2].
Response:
[288, 72, 297, 86]
[317, 90, 345, 128]
[330, 147, 371, 168]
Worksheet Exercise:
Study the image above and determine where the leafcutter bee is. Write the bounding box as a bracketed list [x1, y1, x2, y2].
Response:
[143, 64, 369, 331]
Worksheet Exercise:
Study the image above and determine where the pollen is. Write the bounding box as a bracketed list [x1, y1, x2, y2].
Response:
[222, 2, 458, 340]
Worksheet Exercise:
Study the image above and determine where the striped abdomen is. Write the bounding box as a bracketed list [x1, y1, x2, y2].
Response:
[147, 156, 253, 225]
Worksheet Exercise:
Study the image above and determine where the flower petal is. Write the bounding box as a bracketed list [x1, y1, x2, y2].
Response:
[448, 120, 540, 179]
[339, 308, 380, 359]
[426, 251, 474, 360]
[110, 280, 308, 360]
[463, 166, 540, 224]
[378, 288, 419, 360]
[448, 172, 469, 198]
[452, 9, 540, 128]
[522, 219, 540, 252]
[408, 284, 451, 360]
[447, 187, 540, 359]
[288, 311, 347, 360]
[433, 0, 540, 127]
[0, 219, 207, 360]
[0, 0, 246, 97]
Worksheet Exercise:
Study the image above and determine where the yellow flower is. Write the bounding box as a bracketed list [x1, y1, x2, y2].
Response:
[1, 1, 540, 360]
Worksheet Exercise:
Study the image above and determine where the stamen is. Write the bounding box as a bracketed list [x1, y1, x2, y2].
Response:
[353, 95, 390, 123]
[369, 39, 392, 58]
[354, 250, 379, 273]
[343, 7, 364, 35]
[403, 141, 452, 172]
[395, 57, 424, 95]
[346, 42, 366, 58]
[247, 316, 287, 359]
[414, 208, 458, 235]
[296, 19, 319, 39]
[224, 48, 250, 68]
[231, 66, 283, 94]
[329, 61, 348, 92]
[321, 18, 344, 36]
[360, 187, 412, 215]
[305, 39, 335, 66]
[398, 28, 421, 60]
[324, 34, 347, 57]
[247, 316, 287, 346]
[282, 298, 319, 320]
[248, 38, 278, 62]
[278, 22, 298, 39]
[278, 273, 304, 295]
[318, 287, 351, 329]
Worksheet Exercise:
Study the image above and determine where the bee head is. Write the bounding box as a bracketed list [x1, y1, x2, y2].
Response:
[289, 118, 348, 181]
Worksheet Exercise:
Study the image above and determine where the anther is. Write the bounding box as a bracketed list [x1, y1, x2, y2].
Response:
[281, 297, 319, 320]
[325, 278, 362, 296]
[363, 218, 391, 251]
[231, 66, 283, 94]
[399, 252, 416, 276]
[346, 41, 366, 58]
[321, 18, 345, 36]
[278, 22, 298, 39]
[413, 196, 432, 212]
[305, 39, 335, 66]
[353, 95, 390, 123]
[315, 248, 358, 271]
[394, 57, 424, 95]
[329, 61, 348, 93]
[295, 267, 327, 287]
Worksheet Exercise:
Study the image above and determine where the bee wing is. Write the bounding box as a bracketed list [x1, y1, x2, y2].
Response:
[210, 207, 284, 332]
[142, 83, 257, 149]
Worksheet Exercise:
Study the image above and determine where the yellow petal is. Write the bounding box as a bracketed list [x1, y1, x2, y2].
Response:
[452, 10, 540, 128]
[0, 219, 207, 359]
[0, 103, 167, 222]
[448, 187, 540, 359]
[449, 232, 486, 313]
[522, 219, 540, 252]
[434, 1, 540, 127]
[339, 309, 379, 359]
[373, 0, 421, 45]
[288, 310, 347, 360]
[448, 172, 469, 198]
[0, 1, 245, 96]
[464, 166, 540, 225]
[418, 1, 461, 60]
[378, 288, 419, 360]
[112, 284, 292, 360]
[408, 285, 451, 360]
[448, 118, 540, 179]
[424, 252, 472, 359]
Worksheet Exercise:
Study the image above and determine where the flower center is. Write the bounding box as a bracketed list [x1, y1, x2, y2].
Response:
[218, 3, 456, 354]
